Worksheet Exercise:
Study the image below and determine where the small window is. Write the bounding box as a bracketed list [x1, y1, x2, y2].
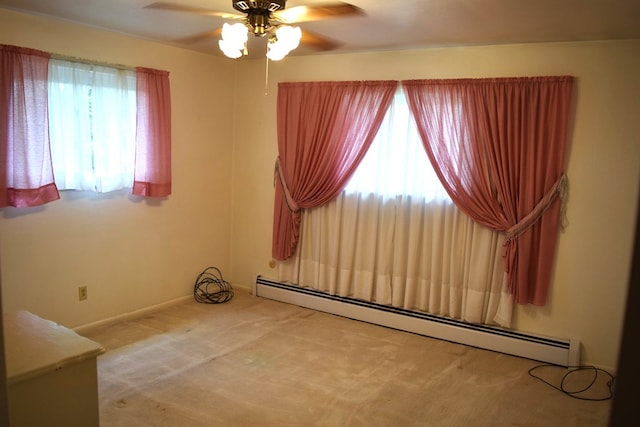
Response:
[48, 59, 137, 192]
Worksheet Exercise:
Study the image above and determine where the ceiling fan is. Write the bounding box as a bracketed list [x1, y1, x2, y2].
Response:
[145, 1, 364, 60]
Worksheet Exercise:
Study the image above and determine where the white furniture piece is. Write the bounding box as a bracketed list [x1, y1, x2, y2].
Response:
[4, 310, 104, 427]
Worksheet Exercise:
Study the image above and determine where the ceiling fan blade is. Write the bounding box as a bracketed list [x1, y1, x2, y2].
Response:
[144, 2, 244, 20]
[274, 2, 364, 24]
[300, 29, 342, 51]
[176, 28, 222, 44]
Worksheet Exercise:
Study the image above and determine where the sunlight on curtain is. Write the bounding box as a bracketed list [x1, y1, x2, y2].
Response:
[48, 59, 136, 192]
[272, 80, 396, 259]
[403, 77, 574, 305]
[0, 44, 60, 208]
[278, 88, 513, 326]
[344, 91, 450, 201]
[132, 67, 172, 197]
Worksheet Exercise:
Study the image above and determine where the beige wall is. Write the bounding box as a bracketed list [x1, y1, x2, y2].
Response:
[0, 9, 236, 327]
[230, 41, 640, 370]
[1, 7, 639, 370]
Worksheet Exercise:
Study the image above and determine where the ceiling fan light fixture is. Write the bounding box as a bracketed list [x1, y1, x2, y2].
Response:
[276, 25, 302, 51]
[266, 42, 287, 61]
[266, 25, 301, 61]
[218, 40, 243, 58]
[219, 22, 248, 58]
[148, 1, 360, 59]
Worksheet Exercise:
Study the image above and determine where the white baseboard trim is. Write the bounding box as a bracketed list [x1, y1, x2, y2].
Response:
[73, 295, 192, 335]
[256, 276, 581, 367]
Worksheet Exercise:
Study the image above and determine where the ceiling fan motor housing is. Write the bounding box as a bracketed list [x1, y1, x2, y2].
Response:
[233, 0, 286, 36]
[232, 1, 286, 13]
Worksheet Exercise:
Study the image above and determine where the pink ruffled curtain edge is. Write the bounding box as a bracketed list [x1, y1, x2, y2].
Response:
[3, 184, 60, 209]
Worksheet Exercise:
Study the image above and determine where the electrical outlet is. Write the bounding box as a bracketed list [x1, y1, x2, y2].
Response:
[78, 286, 88, 301]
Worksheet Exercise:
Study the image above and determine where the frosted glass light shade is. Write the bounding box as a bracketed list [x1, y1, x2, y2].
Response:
[219, 40, 243, 58]
[266, 42, 288, 61]
[219, 22, 248, 58]
[266, 25, 302, 61]
[275, 25, 302, 51]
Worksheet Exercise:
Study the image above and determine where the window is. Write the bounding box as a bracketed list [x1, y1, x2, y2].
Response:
[279, 84, 508, 326]
[1, 44, 171, 208]
[344, 88, 450, 202]
[278, 76, 573, 316]
[48, 59, 137, 192]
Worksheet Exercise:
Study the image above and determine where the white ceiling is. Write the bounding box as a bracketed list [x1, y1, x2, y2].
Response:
[1, 0, 639, 58]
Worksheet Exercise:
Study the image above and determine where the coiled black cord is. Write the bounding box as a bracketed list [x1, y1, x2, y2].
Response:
[193, 266, 234, 304]
[528, 364, 615, 401]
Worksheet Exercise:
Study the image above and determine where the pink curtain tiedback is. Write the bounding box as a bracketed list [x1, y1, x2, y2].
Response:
[133, 67, 172, 197]
[273, 81, 397, 260]
[0, 44, 60, 208]
[403, 76, 574, 305]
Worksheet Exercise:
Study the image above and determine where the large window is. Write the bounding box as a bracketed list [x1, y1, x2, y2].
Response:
[276, 81, 510, 326]
[277, 76, 573, 318]
[48, 59, 137, 192]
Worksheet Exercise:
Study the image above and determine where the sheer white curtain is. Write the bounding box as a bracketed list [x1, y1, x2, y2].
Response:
[278, 88, 513, 326]
[48, 59, 136, 192]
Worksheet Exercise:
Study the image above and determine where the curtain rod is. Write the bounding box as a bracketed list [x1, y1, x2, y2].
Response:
[50, 52, 135, 71]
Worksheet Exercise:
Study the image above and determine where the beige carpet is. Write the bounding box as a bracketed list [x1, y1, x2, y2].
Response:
[82, 288, 612, 427]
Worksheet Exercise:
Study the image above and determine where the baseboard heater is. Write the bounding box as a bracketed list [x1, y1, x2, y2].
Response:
[255, 276, 580, 367]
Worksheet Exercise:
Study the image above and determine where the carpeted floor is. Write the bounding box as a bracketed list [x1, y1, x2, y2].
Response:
[81, 288, 613, 426]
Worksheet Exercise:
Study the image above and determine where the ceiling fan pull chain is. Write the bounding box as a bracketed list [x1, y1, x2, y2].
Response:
[265, 55, 270, 96]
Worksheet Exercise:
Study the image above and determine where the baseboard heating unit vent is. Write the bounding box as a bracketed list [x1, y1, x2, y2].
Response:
[255, 276, 580, 367]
